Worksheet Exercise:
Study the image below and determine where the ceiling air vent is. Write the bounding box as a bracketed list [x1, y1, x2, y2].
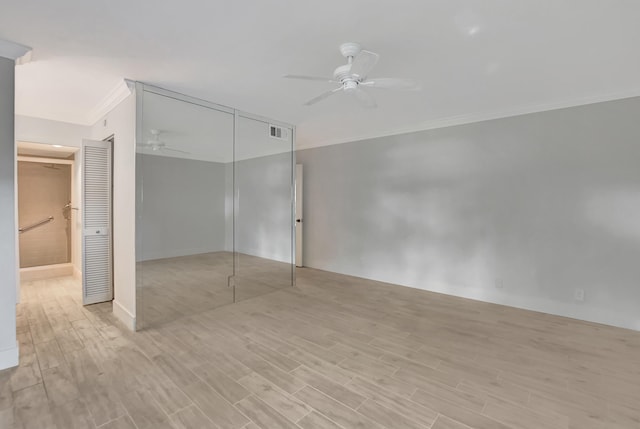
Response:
[269, 124, 289, 141]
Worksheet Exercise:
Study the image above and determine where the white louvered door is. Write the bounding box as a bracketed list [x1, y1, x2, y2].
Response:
[82, 139, 113, 305]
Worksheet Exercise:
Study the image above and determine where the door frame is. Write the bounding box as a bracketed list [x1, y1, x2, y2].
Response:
[15, 154, 77, 285]
[295, 164, 303, 268]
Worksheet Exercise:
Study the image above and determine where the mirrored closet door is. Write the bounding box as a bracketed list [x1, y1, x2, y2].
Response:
[136, 84, 294, 329]
[234, 114, 294, 302]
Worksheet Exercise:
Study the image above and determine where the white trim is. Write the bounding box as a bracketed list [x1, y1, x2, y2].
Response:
[138, 247, 227, 262]
[14, 131, 20, 305]
[113, 300, 136, 331]
[123, 79, 136, 92]
[237, 110, 294, 130]
[139, 82, 235, 114]
[0, 342, 19, 370]
[20, 263, 74, 282]
[322, 265, 640, 332]
[86, 80, 134, 126]
[437, 284, 640, 332]
[0, 39, 31, 61]
[15, 50, 32, 66]
[295, 90, 640, 151]
[73, 266, 82, 280]
[17, 156, 74, 165]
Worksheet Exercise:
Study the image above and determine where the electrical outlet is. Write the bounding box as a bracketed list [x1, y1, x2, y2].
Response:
[574, 288, 585, 302]
[495, 278, 504, 289]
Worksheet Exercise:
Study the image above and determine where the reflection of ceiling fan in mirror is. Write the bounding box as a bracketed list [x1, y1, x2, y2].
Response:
[138, 129, 190, 154]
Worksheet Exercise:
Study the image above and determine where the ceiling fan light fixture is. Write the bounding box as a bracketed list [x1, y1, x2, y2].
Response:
[343, 81, 358, 91]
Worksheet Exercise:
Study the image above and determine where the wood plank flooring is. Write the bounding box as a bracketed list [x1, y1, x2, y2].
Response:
[137, 252, 292, 328]
[1, 268, 639, 428]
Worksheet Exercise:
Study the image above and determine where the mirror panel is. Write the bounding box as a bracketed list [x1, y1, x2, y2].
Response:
[234, 115, 294, 302]
[135, 85, 295, 329]
[136, 89, 234, 329]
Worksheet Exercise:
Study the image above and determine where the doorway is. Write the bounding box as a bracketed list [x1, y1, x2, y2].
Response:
[17, 142, 79, 281]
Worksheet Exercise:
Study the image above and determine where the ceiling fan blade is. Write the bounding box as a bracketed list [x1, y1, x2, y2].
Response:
[350, 87, 377, 108]
[349, 50, 379, 80]
[361, 78, 422, 91]
[284, 74, 337, 83]
[304, 87, 342, 106]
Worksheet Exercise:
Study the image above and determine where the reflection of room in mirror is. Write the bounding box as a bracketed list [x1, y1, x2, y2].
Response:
[136, 86, 295, 330]
[138, 90, 233, 162]
[137, 252, 291, 327]
[137, 129, 191, 154]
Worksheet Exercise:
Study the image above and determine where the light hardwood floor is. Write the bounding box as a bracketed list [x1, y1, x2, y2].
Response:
[2, 269, 639, 428]
[137, 252, 293, 328]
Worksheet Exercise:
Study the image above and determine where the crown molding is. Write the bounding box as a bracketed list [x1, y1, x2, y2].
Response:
[85, 79, 134, 125]
[295, 89, 640, 151]
[0, 39, 31, 62]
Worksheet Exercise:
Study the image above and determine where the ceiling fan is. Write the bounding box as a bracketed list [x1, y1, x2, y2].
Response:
[138, 129, 190, 154]
[284, 42, 421, 108]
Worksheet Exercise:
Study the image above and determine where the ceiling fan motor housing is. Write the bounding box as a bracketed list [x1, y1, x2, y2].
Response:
[339, 42, 362, 58]
[334, 64, 356, 83]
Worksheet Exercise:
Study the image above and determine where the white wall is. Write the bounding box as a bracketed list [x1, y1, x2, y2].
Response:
[232, 115, 294, 262]
[15, 115, 89, 275]
[15, 115, 89, 147]
[234, 152, 294, 263]
[0, 56, 19, 369]
[224, 162, 233, 252]
[297, 96, 640, 331]
[15, 94, 137, 330]
[136, 154, 227, 261]
[137, 152, 292, 263]
[91, 93, 136, 330]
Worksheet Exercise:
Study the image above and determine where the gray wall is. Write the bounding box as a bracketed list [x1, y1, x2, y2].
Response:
[136, 154, 227, 261]
[136, 151, 293, 263]
[224, 162, 233, 252]
[0, 56, 18, 367]
[297, 97, 640, 331]
[234, 152, 293, 263]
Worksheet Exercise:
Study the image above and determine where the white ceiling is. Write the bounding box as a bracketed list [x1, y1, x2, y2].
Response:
[2, 1, 640, 149]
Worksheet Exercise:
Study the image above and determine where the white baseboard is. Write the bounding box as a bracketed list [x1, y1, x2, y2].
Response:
[112, 300, 136, 331]
[20, 263, 74, 282]
[139, 247, 227, 262]
[0, 342, 19, 370]
[314, 265, 640, 332]
[73, 267, 82, 280]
